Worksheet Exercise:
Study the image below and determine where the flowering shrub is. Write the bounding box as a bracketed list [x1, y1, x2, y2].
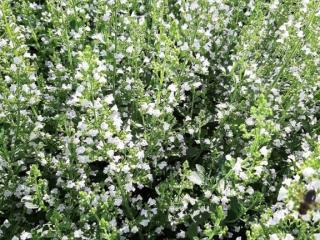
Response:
[0, 0, 320, 239]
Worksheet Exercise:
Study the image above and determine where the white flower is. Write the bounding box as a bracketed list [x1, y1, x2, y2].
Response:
[79, 61, 89, 71]
[126, 46, 134, 54]
[245, 117, 255, 126]
[102, 11, 111, 21]
[152, 109, 161, 117]
[76, 146, 86, 155]
[168, 84, 177, 92]
[24, 202, 38, 209]
[270, 0, 279, 11]
[140, 219, 149, 227]
[188, 128, 195, 135]
[137, 150, 144, 160]
[284, 234, 294, 240]
[74, 229, 83, 238]
[192, 82, 202, 88]
[22, 195, 38, 209]
[3, 219, 10, 228]
[246, 187, 254, 195]
[163, 122, 170, 131]
[277, 186, 288, 201]
[92, 33, 104, 43]
[176, 230, 186, 238]
[155, 226, 164, 234]
[314, 233, 320, 240]
[269, 233, 279, 240]
[255, 166, 263, 175]
[260, 146, 269, 157]
[131, 226, 139, 233]
[20, 231, 32, 240]
[158, 161, 167, 170]
[105, 94, 114, 105]
[193, 39, 200, 50]
[302, 167, 315, 178]
[190, 2, 199, 10]
[181, 42, 189, 51]
[13, 57, 22, 64]
[313, 211, 320, 222]
[267, 209, 287, 226]
[188, 171, 203, 185]
[233, 158, 243, 175]
[309, 180, 320, 190]
[114, 198, 122, 206]
[204, 190, 212, 198]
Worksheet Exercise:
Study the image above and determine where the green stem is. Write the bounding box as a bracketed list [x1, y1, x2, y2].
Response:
[115, 175, 144, 240]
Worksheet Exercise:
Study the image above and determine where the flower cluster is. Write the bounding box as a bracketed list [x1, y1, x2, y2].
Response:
[0, 0, 320, 239]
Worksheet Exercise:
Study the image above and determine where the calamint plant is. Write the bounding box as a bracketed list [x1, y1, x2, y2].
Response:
[0, 0, 320, 239]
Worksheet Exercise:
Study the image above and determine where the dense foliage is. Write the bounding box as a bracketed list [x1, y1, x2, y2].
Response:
[0, 0, 320, 239]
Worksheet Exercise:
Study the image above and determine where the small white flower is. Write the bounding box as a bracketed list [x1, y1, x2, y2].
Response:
[284, 234, 294, 240]
[22, 195, 38, 209]
[24, 202, 38, 209]
[79, 61, 89, 71]
[88, 129, 99, 137]
[168, 84, 177, 92]
[188, 171, 203, 185]
[76, 146, 86, 155]
[140, 219, 149, 227]
[233, 158, 243, 175]
[103, 11, 111, 21]
[114, 197, 122, 206]
[313, 211, 320, 222]
[92, 33, 104, 43]
[20, 231, 32, 240]
[155, 226, 164, 234]
[13, 57, 22, 64]
[105, 94, 114, 105]
[269, 233, 279, 240]
[314, 233, 320, 240]
[158, 161, 167, 170]
[131, 226, 139, 233]
[126, 46, 134, 54]
[163, 122, 170, 131]
[192, 82, 202, 88]
[181, 42, 189, 51]
[277, 186, 288, 201]
[176, 230, 186, 238]
[190, 2, 199, 10]
[246, 187, 254, 195]
[3, 219, 10, 228]
[204, 190, 212, 198]
[74, 229, 83, 238]
[100, 122, 109, 130]
[260, 146, 269, 157]
[137, 150, 144, 160]
[302, 167, 315, 178]
[188, 128, 195, 135]
[270, 0, 279, 11]
[245, 117, 255, 126]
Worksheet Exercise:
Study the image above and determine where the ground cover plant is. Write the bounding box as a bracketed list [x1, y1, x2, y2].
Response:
[0, 0, 320, 239]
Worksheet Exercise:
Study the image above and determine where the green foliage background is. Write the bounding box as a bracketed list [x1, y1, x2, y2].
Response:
[0, 0, 320, 239]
